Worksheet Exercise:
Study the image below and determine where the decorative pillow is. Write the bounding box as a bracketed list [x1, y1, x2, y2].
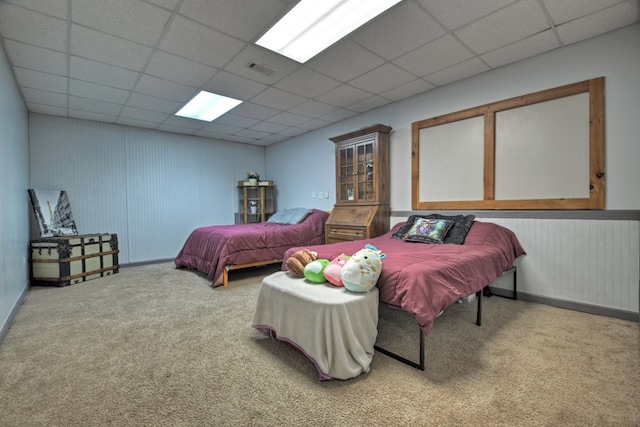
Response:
[267, 208, 312, 225]
[402, 218, 455, 244]
[323, 254, 350, 286]
[392, 214, 476, 244]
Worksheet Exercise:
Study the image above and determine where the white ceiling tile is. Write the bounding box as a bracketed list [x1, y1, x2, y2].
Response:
[542, 0, 623, 25]
[178, 0, 286, 41]
[419, 0, 517, 29]
[70, 56, 140, 90]
[145, 51, 217, 87]
[249, 121, 288, 133]
[4, 40, 67, 75]
[203, 70, 268, 100]
[320, 108, 359, 122]
[163, 115, 208, 129]
[291, 100, 339, 118]
[214, 114, 260, 129]
[278, 127, 309, 137]
[425, 57, 490, 86]
[159, 15, 245, 68]
[556, 1, 639, 45]
[259, 134, 290, 144]
[193, 129, 229, 140]
[22, 87, 67, 107]
[306, 39, 386, 82]
[69, 96, 122, 116]
[200, 122, 243, 135]
[394, 34, 474, 76]
[4, 0, 67, 19]
[381, 78, 434, 101]
[222, 44, 300, 85]
[296, 118, 332, 131]
[156, 124, 197, 135]
[116, 117, 160, 129]
[68, 109, 117, 123]
[70, 25, 152, 71]
[267, 111, 310, 126]
[315, 84, 371, 107]
[72, 0, 171, 46]
[70, 79, 130, 104]
[250, 87, 306, 110]
[0, 3, 67, 51]
[14, 68, 67, 93]
[26, 103, 67, 116]
[274, 67, 341, 98]
[126, 93, 182, 114]
[348, 95, 393, 113]
[481, 30, 560, 68]
[119, 106, 170, 123]
[235, 128, 271, 139]
[351, 1, 446, 60]
[144, 0, 181, 12]
[455, 0, 550, 54]
[348, 63, 415, 93]
[231, 102, 281, 121]
[135, 74, 198, 103]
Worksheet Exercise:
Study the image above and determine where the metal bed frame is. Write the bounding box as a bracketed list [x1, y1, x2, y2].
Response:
[373, 266, 518, 371]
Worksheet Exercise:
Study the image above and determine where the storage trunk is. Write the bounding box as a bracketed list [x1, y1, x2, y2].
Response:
[30, 233, 119, 287]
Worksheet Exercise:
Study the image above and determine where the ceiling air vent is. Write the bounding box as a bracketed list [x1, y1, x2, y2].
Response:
[246, 61, 277, 76]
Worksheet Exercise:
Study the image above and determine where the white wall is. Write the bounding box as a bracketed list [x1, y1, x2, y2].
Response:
[266, 24, 640, 317]
[29, 114, 266, 264]
[267, 24, 640, 212]
[0, 41, 29, 338]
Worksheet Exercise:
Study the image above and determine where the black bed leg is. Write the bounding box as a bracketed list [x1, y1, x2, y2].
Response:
[476, 290, 483, 326]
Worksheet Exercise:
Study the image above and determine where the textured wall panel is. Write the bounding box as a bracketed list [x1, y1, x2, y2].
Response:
[485, 218, 639, 313]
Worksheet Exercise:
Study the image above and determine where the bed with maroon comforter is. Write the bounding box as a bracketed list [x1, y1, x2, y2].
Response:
[282, 220, 525, 336]
[176, 209, 328, 287]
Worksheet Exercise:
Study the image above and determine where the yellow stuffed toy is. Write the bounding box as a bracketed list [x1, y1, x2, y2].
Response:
[285, 249, 317, 277]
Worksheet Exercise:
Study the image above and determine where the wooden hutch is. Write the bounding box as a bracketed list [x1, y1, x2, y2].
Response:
[325, 124, 392, 243]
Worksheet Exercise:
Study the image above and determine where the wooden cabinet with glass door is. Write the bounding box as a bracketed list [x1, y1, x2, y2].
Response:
[325, 124, 391, 243]
[237, 181, 275, 224]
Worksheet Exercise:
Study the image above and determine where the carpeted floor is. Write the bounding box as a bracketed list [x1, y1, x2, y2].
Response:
[0, 262, 638, 426]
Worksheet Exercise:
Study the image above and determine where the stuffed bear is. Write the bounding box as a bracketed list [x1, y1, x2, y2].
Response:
[322, 253, 350, 286]
[285, 249, 317, 277]
[304, 259, 330, 283]
[341, 244, 385, 293]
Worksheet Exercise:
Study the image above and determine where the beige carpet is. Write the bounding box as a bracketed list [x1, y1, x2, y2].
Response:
[0, 262, 638, 427]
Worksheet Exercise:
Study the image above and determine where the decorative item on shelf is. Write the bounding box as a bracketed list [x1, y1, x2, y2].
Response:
[247, 171, 260, 186]
[250, 200, 258, 214]
[347, 188, 354, 200]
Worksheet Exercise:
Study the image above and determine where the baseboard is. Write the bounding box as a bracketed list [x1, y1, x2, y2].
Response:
[489, 287, 639, 322]
[0, 285, 28, 346]
[120, 258, 175, 268]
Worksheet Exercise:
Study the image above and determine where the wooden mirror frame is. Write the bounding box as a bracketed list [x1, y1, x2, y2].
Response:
[411, 77, 605, 210]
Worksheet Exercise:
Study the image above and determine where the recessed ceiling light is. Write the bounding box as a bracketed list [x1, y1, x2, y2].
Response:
[256, 0, 402, 63]
[175, 91, 242, 122]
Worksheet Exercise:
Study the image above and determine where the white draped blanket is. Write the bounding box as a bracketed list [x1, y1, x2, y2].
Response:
[252, 271, 379, 380]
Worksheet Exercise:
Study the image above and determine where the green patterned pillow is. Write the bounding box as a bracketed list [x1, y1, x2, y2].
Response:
[402, 218, 455, 244]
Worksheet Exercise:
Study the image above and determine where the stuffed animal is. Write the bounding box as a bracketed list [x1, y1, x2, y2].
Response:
[341, 244, 385, 293]
[323, 254, 350, 286]
[285, 249, 317, 277]
[304, 259, 330, 283]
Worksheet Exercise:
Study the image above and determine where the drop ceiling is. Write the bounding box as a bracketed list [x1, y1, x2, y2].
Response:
[0, 0, 637, 146]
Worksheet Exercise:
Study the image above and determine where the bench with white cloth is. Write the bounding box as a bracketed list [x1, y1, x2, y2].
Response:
[252, 271, 379, 380]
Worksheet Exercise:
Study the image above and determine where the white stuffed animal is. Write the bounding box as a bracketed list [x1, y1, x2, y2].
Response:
[340, 244, 385, 293]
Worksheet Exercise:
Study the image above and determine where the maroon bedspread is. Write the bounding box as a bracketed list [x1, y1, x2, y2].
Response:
[282, 220, 525, 335]
[175, 209, 329, 286]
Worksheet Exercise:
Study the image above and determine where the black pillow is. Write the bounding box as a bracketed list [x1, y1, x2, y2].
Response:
[392, 214, 475, 244]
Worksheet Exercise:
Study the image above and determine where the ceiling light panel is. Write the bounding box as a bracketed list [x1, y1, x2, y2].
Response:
[175, 91, 242, 122]
[256, 0, 402, 63]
